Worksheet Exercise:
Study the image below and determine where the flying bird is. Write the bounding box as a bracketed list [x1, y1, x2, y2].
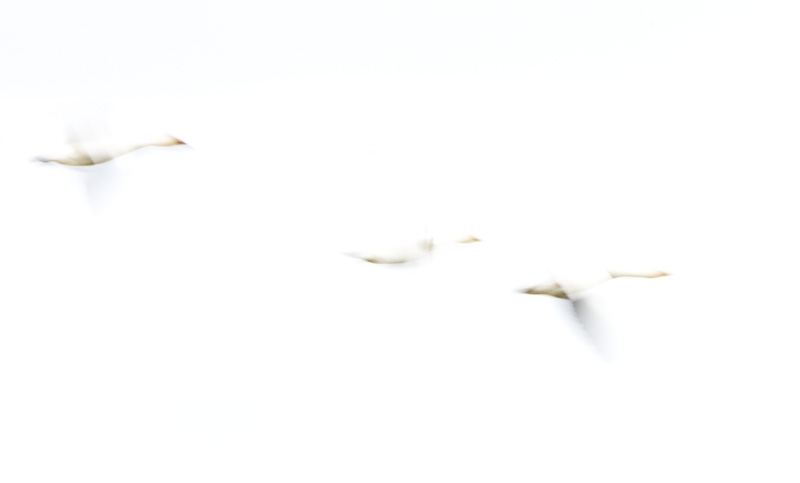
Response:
[522, 269, 670, 298]
[30, 121, 189, 211]
[33, 133, 186, 166]
[347, 233, 480, 265]
[521, 269, 670, 351]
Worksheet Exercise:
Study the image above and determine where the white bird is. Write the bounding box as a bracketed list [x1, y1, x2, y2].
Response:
[347, 233, 480, 264]
[521, 268, 670, 351]
[522, 269, 670, 299]
[34, 133, 186, 166]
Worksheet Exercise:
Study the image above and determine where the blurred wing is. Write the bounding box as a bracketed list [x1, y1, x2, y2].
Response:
[79, 161, 125, 213]
[65, 106, 116, 165]
[568, 297, 605, 356]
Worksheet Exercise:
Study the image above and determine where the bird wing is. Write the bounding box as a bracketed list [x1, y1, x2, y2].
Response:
[568, 296, 605, 355]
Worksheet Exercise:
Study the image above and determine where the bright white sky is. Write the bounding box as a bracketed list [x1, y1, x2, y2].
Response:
[2, 1, 800, 481]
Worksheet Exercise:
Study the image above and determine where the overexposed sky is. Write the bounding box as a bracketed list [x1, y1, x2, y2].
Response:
[2, 1, 800, 481]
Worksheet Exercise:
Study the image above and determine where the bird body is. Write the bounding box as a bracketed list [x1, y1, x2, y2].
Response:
[521, 268, 670, 352]
[35, 134, 185, 166]
[348, 233, 479, 265]
[522, 269, 670, 299]
[522, 280, 570, 299]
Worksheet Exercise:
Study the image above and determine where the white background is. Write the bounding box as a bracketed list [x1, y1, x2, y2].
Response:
[2, 1, 800, 481]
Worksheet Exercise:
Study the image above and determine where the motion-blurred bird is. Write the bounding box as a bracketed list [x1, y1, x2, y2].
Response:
[347, 233, 480, 264]
[522, 269, 670, 299]
[521, 268, 670, 351]
[34, 133, 186, 166]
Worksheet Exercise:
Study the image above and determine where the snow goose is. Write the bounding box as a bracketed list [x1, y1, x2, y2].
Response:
[522, 269, 670, 298]
[520, 269, 670, 351]
[347, 233, 480, 265]
[34, 133, 186, 166]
